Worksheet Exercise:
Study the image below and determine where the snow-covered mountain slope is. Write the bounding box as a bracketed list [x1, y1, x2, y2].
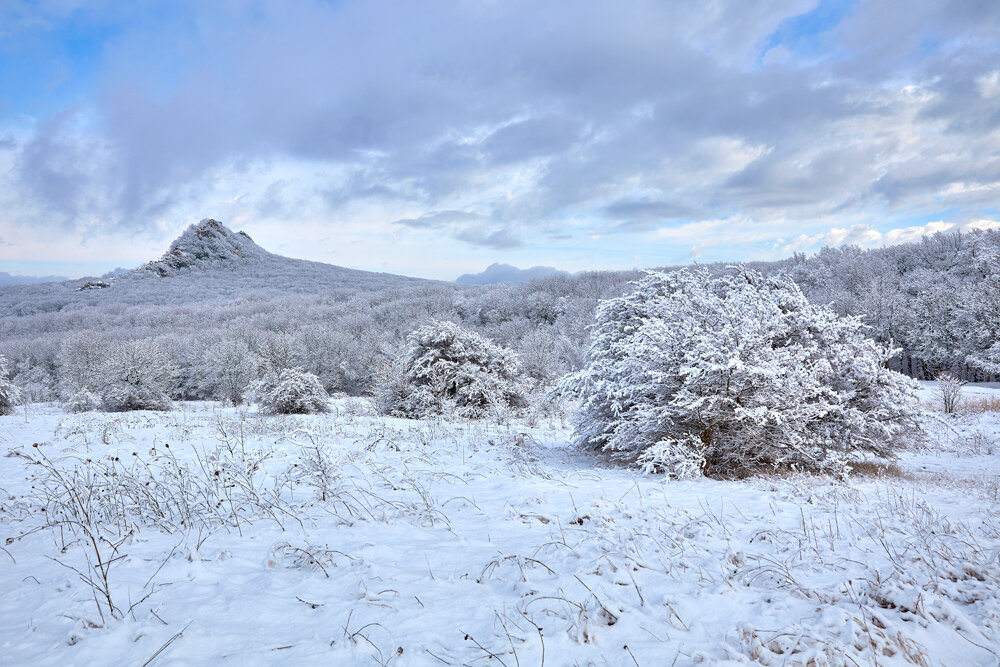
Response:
[0, 219, 451, 317]
[120, 218, 436, 294]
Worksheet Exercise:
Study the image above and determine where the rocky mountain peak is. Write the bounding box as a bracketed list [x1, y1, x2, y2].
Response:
[143, 219, 270, 276]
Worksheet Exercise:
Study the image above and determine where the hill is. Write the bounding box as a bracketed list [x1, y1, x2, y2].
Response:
[0, 219, 622, 398]
[456, 263, 569, 285]
[5, 220, 1000, 404]
[0, 272, 68, 287]
[0, 219, 443, 314]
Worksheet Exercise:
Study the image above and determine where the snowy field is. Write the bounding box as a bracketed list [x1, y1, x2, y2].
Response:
[1, 397, 999, 666]
[917, 381, 1000, 406]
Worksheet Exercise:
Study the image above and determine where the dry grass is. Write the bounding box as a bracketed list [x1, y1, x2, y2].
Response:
[848, 460, 912, 479]
[920, 395, 1000, 414]
[961, 396, 1000, 413]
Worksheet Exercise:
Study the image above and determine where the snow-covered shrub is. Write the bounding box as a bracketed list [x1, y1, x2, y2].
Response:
[64, 387, 101, 413]
[98, 340, 178, 412]
[377, 320, 528, 419]
[932, 371, 965, 414]
[558, 268, 920, 478]
[258, 368, 330, 414]
[0, 354, 22, 415]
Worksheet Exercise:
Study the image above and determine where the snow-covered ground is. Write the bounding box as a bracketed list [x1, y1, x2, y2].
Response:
[1, 398, 999, 665]
[917, 380, 1000, 405]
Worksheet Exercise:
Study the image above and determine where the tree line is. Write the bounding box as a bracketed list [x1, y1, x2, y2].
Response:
[2, 228, 999, 407]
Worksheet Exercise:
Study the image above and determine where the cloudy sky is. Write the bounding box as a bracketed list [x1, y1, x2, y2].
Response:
[1, 0, 999, 280]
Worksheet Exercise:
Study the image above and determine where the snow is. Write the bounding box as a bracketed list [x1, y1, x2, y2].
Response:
[917, 380, 1000, 403]
[2, 399, 999, 665]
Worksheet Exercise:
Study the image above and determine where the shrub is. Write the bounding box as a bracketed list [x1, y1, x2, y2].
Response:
[369, 353, 411, 416]
[376, 320, 528, 419]
[258, 368, 330, 414]
[0, 354, 22, 415]
[64, 387, 101, 413]
[932, 371, 965, 414]
[557, 268, 920, 478]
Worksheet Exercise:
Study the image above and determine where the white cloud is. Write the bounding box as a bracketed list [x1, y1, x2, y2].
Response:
[819, 221, 960, 249]
[883, 221, 954, 244]
[963, 218, 1000, 232]
[977, 71, 1000, 100]
[3, 0, 1000, 278]
[825, 225, 883, 247]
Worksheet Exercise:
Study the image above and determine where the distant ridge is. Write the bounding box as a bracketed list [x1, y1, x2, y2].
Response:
[457, 262, 568, 285]
[0, 272, 68, 287]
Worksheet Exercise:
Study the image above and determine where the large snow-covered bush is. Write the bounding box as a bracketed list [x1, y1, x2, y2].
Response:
[0, 354, 22, 415]
[558, 268, 919, 478]
[63, 387, 101, 413]
[98, 340, 178, 412]
[376, 320, 528, 419]
[258, 368, 330, 414]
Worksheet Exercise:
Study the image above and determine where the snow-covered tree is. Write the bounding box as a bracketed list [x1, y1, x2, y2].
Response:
[515, 326, 578, 388]
[258, 368, 330, 414]
[63, 387, 101, 413]
[558, 268, 919, 478]
[98, 340, 178, 412]
[56, 332, 105, 397]
[378, 320, 528, 419]
[932, 372, 965, 414]
[13, 357, 56, 403]
[0, 354, 22, 415]
[201, 339, 262, 405]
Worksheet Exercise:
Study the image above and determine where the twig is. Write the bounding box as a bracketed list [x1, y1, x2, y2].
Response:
[142, 621, 192, 667]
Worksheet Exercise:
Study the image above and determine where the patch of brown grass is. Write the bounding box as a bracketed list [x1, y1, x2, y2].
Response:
[848, 460, 911, 479]
[961, 396, 1000, 413]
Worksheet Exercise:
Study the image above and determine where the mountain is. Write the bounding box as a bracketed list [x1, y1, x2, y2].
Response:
[104, 218, 437, 299]
[0, 272, 68, 287]
[0, 217, 612, 399]
[456, 262, 569, 285]
[0, 218, 450, 326]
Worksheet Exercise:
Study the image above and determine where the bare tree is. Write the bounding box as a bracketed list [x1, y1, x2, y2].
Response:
[932, 371, 966, 414]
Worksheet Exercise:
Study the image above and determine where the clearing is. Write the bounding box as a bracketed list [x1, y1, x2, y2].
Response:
[1, 397, 998, 665]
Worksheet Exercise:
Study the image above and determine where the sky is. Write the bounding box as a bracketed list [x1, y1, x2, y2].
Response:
[0, 0, 999, 281]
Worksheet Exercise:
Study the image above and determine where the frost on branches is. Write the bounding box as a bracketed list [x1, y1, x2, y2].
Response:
[63, 387, 100, 413]
[0, 354, 22, 416]
[98, 341, 178, 412]
[376, 320, 528, 419]
[558, 268, 919, 478]
[258, 368, 330, 415]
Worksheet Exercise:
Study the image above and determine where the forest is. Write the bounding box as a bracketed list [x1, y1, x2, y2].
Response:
[1, 219, 998, 409]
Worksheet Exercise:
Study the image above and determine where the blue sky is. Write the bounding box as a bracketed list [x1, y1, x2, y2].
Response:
[1, 0, 999, 280]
